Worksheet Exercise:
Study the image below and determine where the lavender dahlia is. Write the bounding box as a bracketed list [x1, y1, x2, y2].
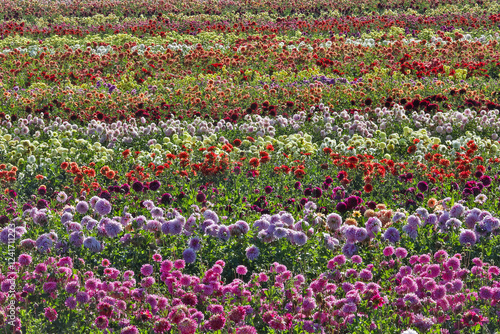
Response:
[83, 237, 102, 252]
[383, 227, 400, 243]
[188, 237, 202, 251]
[95, 199, 112, 216]
[104, 220, 123, 238]
[183, 248, 197, 263]
[459, 229, 477, 246]
[76, 201, 89, 214]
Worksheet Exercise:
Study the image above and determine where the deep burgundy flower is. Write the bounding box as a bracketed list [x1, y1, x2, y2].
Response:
[37, 199, 49, 209]
[294, 182, 302, 190]
[149, 180, 161, 191]
[346, 196, 358, 210]
[366, 201, 377, 210]
[0, 215, 9, 226]
[462, 188, 473, 196]
[417, 181, 428, 192]
[160, 193, 173, 205]
[38, 186, 47, 196]
[405, 199, 417, 209]
[99, 191, 111, 201]
[336, 202, 348, 213]
[107, 185, 119, 193]
[312, 187, 322, 198]
[480, 175, 491, 187]
[465, 181, 476, 189]
[264, 186, 273, 194]
[304, 188, 313, 196]
[121, 184, 130, 194]
[196, 192, 206, 203]
[132, 181, 144, 193]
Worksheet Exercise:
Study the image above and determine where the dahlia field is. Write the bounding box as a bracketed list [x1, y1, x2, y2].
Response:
[2, 0, 500, 333]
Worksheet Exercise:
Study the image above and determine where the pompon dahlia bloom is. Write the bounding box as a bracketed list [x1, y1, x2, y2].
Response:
[140, 264, 154, 276]
[217, 225, 230, 241]
[149, 180, 161, 191]
[95, 316, 109, 329]
[342, 242, 358, 257]
[151, 207, 164, 218]
[383, 227, 400, 243]
[43, 282, 57, 293]
[236, 265, 248, 275]
[104, 220, 123, 238]
[18, 253, 32, 266]
[44, 307, 58, 322]
[132, 181, 144, 193]
[208, 313, 226, 330]
[461, 311, 487, 327]
[401, 329, 418, 334]
[76, 291, 90, 303]
[154, 318, 171, 333]
[83, 236, 102, 252]
[178, 318, 197, 334]
[36, 234, 53, 253]
[188, 237, 202, 251]
[160, 193, 173, 205]
[383, 246, 394, 256]
[196, 192, 206, 203]
[65, 297, 77, 309]
[326, 213, 342, 230]
[76, 201, 89, 214]
[245, 245, 260, 261]
[95, 199, 112, 216]
[141, 276, 156, 288]
[395, 247, 408, 258]
[121, 326, 139, 334]
[174, 259, 185, 269]
[56, 191, 68, 203]
[365, 217, 382, 237]
[459, 229, 477, 246]
[417, 181, 428, 192]
[203, 210, 219, 223]
[236, 326, 257, 334]
[183, 248, 197, 263]
[160, 260, 173, 272]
